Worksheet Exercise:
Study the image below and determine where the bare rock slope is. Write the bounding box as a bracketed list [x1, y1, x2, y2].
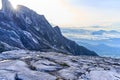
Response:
[0, 50, 120, 80]
[0, 0, 97, 56]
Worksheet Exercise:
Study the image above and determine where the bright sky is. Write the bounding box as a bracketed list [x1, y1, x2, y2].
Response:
[0, 0, 120, 28]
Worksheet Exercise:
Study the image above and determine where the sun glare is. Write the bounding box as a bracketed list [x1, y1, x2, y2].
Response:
[10, 0, 18, 9]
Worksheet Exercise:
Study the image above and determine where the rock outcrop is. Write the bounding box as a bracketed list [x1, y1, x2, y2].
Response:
[0, 0, 98, 56]
[0, 50, 120, 80]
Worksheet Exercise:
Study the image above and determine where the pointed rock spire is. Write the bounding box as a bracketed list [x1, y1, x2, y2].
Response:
[1, 0, 14, 17]
[2, 0, 13, 11]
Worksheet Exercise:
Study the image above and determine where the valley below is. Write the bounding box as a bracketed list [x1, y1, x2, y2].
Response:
[61, 27, 120, 58]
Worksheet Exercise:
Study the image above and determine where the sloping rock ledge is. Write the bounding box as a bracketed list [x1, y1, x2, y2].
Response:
[0, 50, 120, 80]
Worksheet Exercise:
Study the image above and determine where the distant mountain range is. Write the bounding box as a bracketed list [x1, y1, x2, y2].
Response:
[0, 0, 97, 56]
[61, 28, 120, 57]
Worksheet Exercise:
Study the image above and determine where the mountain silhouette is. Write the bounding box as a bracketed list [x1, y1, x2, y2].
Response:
[0, 0, 97, 56]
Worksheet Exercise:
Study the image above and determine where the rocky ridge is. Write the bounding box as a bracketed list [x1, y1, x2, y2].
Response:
[0, 0, 97, 56]
[0, 50, 120, 80]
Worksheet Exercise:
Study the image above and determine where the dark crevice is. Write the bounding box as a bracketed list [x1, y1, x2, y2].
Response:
[15, 74, 22, 80]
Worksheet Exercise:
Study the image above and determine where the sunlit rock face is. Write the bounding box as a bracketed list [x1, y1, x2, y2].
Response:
[1, 0, 14, 18]
[2, 0, 13, 11]
[0, 0, 98, 56]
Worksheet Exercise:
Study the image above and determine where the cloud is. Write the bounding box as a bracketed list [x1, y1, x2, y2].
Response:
[62, 28, 120, 40]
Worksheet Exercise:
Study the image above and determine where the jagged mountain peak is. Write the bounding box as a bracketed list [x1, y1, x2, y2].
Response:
[0, 0, 98, 56]
[1, 0, 14, 12]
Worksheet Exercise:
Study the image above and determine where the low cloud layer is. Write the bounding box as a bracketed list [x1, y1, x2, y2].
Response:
[62, 28, 120, 40]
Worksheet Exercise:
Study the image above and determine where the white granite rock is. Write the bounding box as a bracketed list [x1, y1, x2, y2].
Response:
[0, 70, 16, 80]
[17, 71, 56, 80]
[0, 50, 120, 80]
[87, 71, 120, 80]
[32, 59, 62, 72]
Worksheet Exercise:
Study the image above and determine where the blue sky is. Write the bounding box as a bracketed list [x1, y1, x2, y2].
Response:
[0, 0, 120, 28]
[68, 0, 120, 8]
[66, 0, 120, 27]
[75, 0, 120, 29]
